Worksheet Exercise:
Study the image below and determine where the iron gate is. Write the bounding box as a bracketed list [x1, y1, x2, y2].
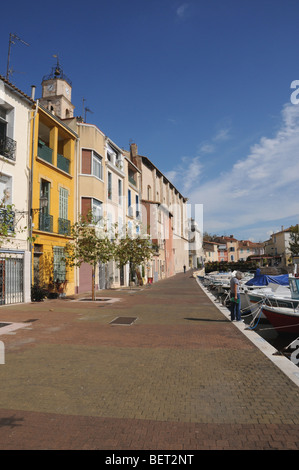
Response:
[0, 257, 24, 305]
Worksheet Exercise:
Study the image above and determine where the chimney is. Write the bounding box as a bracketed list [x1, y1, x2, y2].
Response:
[31, 85, 36, 100]
[130, 143, 138, 158]
[130, 143, 142, 170]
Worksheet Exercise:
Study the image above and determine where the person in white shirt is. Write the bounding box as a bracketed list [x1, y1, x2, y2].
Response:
[230, 271, 243, 322]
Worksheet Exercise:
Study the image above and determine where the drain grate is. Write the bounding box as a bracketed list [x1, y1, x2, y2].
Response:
[0, 323, 11, 328]
[109, 316, 137, 326]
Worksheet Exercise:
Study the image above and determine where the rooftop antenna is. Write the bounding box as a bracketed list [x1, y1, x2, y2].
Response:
[6, 33, 30, 81]
[84, 101, 93, 122]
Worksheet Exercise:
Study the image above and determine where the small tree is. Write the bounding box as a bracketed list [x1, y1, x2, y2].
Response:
[0, 190, 17, 247]
[65, 212, 115, 300]
[289, 224, 299, 258]
[114, 223, 155, 285]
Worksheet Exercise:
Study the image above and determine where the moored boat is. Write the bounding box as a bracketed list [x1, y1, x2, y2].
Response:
[247, 275, 299, 311]
[261, 304, 299, 334]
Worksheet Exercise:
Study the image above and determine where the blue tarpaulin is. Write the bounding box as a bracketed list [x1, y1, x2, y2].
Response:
[245, 270, 289, 286]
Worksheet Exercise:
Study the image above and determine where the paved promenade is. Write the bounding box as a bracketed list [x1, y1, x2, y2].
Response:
[0, 271, 299, 450]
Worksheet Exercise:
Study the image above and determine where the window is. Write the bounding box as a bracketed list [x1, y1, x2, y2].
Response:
[40, 180, 50, 214]
[58, 187, 70, 235]
[82, 149, 103, 179]
[0, 105, 16, 161]
[108, 172, 112, 199]
[92, 199, 102, 223]
[53, 247, 66, 282]
[136, 194, 139, 218]
[0, 174, 12, 204]
[128, 189, 133, 217]
[59, 188, 68, 220]
[92, 152, 103, 179]
[81, 197, 102, 223]
[118, 179, 122, 205]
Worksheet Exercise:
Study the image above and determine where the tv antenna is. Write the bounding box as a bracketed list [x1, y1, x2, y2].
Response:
[82, 98, 93, 122]
[6, 33, 30, 81]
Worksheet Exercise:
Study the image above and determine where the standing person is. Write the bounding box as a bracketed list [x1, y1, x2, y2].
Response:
[230, 271, 243, 322]
[183, 265, 186, 273]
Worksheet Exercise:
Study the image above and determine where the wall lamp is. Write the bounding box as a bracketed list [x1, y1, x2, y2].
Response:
[31, 195, 48, 214]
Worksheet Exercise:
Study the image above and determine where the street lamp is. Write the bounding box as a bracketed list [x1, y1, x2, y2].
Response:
[39, 194, 48, 211]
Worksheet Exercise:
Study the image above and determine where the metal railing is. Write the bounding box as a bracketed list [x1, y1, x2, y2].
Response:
[38, 140, 53, 164]
[57, 153, 70, 173]
[58, 218, 71, 235]
[39, 213, 53, 232]
[0, 257, 24, 305]
[0, 136, 17, 161]
[0, 208, 15, 233]
[128, 175, 136, 186]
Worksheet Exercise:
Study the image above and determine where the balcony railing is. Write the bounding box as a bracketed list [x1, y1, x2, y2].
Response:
[58, 218, 71, 236]
[128, 175, 136, 186]
[38, 140, 53, 164]
[57, 153, 70, 173]
[0, 208, 15, 233]
[39, 213, 53, 232]
[0, 136, 16, 161]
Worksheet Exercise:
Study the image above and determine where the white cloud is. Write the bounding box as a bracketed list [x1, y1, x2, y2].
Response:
[176, 3, 189, 19]
[213, 127, 231, 142]
[173, 102, 299, 241]
[165, 156, 202, 194]
[198, 142, 215, 154]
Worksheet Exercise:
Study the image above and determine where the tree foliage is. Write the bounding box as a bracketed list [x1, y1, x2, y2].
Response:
[64, 211, 115, 299]
[65, 214, 155, 297]
[0, 190, 16, 247]
[114, 223, 155, 283]
[289, 224, 299, 257]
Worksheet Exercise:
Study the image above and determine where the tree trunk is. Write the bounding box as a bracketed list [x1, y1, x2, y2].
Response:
[92, 263, 96, 301]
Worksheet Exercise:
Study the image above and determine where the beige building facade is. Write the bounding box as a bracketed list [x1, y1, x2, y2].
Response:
[129, 143, 188, 280]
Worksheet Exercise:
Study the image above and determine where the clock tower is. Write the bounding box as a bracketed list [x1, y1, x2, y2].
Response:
[40, 58, 75, 119]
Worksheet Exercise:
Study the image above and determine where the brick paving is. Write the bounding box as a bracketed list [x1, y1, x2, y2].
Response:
[0, 271, 299, 450]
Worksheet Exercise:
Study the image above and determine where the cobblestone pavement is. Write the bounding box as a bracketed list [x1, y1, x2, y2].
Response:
[0, 272, 298, 450]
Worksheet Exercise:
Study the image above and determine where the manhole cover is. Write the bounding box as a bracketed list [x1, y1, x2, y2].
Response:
[109, 317, 137, 325]
[0, 323, 11, 328]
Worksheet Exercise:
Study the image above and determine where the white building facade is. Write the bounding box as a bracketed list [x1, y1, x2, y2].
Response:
[0, 76, 33, 304]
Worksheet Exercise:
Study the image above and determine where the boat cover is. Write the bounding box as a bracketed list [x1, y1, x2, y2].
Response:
[245, 270, 289, 286]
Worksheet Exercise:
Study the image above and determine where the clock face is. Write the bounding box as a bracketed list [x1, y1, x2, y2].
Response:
[47, 84, 54, 91]
[65, 87, 69, 95]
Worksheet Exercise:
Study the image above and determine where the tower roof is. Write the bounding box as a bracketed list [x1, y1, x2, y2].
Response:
[42, 56, 72, 87]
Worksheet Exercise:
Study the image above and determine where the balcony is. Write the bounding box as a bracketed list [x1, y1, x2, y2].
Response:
[38, 141, 71, 174]
[0, 136, 16, 162]
[0, 208, 15, 233]
[58, 218, 71, 236]
[57, 153, 70, 173]
[39, 213, 53, 232]
[128, 174, 136, 186]
[38, 140, 53, 164]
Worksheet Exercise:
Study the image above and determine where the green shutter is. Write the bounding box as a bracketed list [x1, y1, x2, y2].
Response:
[59, 188, 68, 220]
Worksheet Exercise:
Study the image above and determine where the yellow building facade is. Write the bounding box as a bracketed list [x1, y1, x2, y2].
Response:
[30, 104, 77, 296]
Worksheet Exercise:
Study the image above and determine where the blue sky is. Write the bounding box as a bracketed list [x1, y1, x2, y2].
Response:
[1, 0, 299, 242]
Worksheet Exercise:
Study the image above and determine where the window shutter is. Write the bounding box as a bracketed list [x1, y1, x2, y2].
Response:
[59, 188, 68, 220]
[82, 149, 92, 174]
